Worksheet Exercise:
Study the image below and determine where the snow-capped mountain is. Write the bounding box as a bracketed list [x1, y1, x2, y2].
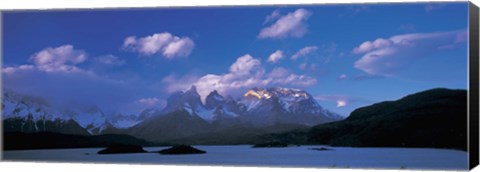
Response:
[2, 91, 64, 121]
[1, 91, 161, 135]
[137, 86, 344, 126]
[240, 87, 342, 126]
[205, 90, 247, 120]
[128, 86, 343, 142]
[1, 91, 120, 135]
[60, 104, 109, 134]
[162, 86, 203, 114]
[205, 90, 224, 109]
[2, 92, 90, 135]
[139, 86, 342, 126]
[109, 113, 147, 129]
[161, 86, 215, 122]
[2, 86, 343, 142]
[159, 86, 247, 122]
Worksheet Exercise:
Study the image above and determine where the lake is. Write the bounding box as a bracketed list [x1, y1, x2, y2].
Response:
[2, 145, 468, 170]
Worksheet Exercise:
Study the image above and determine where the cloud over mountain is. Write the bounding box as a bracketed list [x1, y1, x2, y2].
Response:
[162, 54, 317, 103]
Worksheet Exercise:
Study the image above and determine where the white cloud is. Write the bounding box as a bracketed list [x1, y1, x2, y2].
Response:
[315, 95, 373, 108]
[137, 97, 161, 106]
[258, 8, 311, 39]
[264, 10, 281, 24]
[163, 55, 317, 103]
[29, 45, 87, 73]
[163, 37, 195, 58]
[315, 95, 348, 108]
[3, 45, 121, 76]
[352, 29, 467, 76]
[229, 54, 263, 76]
[267, 50, 284, 63]
[291, 46, 318, 60]
[266, 67, 316, 86]
[3, 45, 129, 77]
[95, 55, 125, 66]
[352, 38, 393, 54]
[122, 32, 195, 58]
[2, 65, 35, 74]
[123, 36, 137, 47]
[276, 72, 317, 86]
[336, 100, 347, 107]
[338, 74, 347, 80]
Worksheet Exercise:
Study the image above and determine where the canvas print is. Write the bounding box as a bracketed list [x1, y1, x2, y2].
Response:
[1, 2, 475, 170]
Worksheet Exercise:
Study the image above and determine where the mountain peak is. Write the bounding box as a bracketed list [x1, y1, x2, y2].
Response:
[188, 85, 198, 92]
[205, 90, 225, 109]
[210, 90, 219, 95]
[185, 85, 201, 97]
[163, 85, 203, 114]
[207, 90, 223, 98]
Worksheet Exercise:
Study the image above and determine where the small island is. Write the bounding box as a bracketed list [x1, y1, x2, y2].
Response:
[158, 145, 206, 155]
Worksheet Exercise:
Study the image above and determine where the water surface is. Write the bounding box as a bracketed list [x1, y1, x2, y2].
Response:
[3, 146, 468, 170]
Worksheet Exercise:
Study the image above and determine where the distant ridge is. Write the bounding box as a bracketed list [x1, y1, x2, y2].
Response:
[308, 88, 467, 150]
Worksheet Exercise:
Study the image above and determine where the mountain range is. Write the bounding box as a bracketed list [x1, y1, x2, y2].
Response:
[2, 87, 468, 150]
[2, 86, 343, 143]
[1, 91, 146, 135]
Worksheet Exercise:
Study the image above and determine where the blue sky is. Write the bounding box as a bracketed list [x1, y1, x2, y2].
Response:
[2, 2, 469, 116]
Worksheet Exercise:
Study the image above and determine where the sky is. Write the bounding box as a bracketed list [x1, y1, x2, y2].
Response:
[2, 2, 470, 117]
